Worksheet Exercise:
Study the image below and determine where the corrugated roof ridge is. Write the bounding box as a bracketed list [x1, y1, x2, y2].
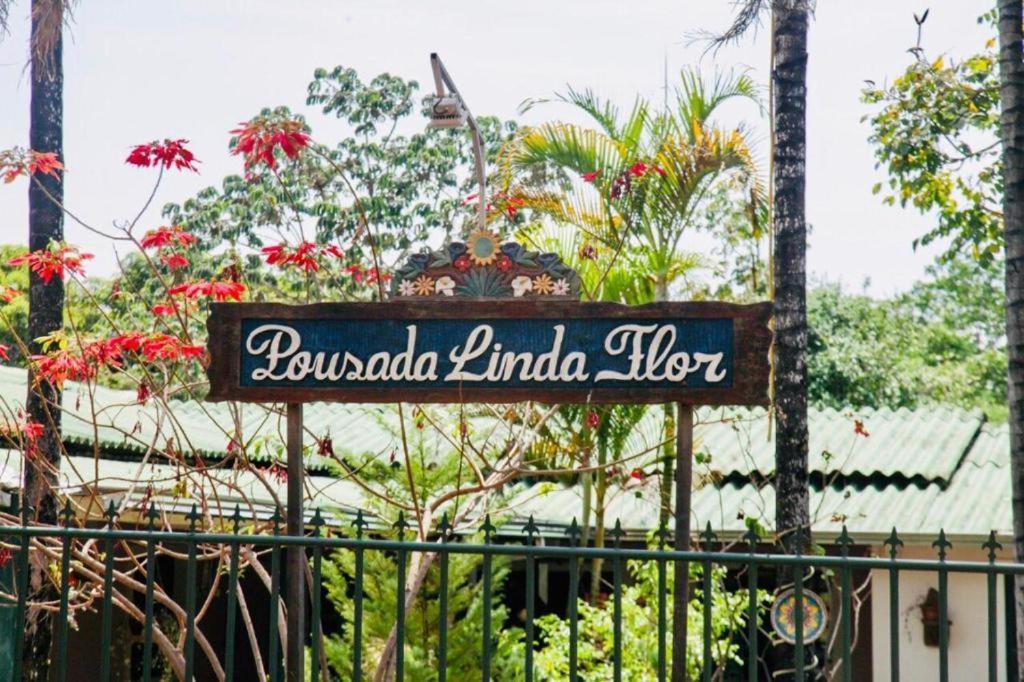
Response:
[812, 404, 985, 423]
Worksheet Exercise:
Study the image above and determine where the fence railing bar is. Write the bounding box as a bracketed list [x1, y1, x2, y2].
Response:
[656, 522, 667, 682]
[438, 513, 451, 682]
[481, 515, 494, 682]
[142, 504, 159, 682]
[395, 512, 408, 682]
[794, 558, 804, 682]
[568, 519, 580, 682]
[612, 519, 624, 682]
[55, 501, 73, 682]
[224, 506, 241, 682]
[184, 505, 200, 682]
[311, 509, 325, 682]
[99, 502, 117, 682]
[353, 510, 366, 682]
[524, 516, 537, 682]
[269, 509, 283, 682]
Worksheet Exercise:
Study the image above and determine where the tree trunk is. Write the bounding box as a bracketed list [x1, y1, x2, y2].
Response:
[22, 3, 64, 679]
[998, 1, 1024, 678]
[771, 1, 813, 679]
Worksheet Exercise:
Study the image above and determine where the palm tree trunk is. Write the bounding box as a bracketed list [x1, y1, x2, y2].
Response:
[998, 1, 1024, 677]
[22, 2, 64, 678]
[771, 1, 812, 679]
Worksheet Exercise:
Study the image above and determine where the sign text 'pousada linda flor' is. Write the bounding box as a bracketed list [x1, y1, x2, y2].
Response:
[206, 235, 772, 405]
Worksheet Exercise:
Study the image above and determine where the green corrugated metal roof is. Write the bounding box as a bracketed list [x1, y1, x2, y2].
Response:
[0, 366, 1009, 542]
[691, 405, 985, 483]
[505, 422, 1012, 544]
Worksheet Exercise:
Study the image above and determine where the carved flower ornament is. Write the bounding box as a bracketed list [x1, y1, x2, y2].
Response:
[390, 235, 582, 299]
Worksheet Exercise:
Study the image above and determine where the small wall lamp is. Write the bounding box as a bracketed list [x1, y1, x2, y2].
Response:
[919, 588, 952, 647]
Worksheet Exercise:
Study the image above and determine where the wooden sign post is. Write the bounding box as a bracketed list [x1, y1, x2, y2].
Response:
[205, 235, 771, 681]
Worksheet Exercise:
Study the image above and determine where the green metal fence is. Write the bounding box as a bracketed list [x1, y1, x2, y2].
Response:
[0, 498, 1018, 682]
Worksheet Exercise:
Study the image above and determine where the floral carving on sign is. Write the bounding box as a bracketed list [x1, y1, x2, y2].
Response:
[390, 230, 582, 299]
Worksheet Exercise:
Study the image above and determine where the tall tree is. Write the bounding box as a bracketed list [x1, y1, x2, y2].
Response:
[714, 0, 813, 677]
[998, 0, 1024, 676]
[771, 3, 811, 678]
[0, 0, 69, 677]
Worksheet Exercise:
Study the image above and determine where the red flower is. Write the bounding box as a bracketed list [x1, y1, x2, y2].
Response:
[168, 280, 246, 302]
[160, 253, 189, 270]
[140, 334, 204, 362]
[8, 244, 94, 284]
[582, 170, 600, 183]
[629, 468, 645, 481]
[344, 265, 391, 285]
[854, 419, 870, 438]
[586, 410, 600, 429]
[454, 255, 471, 272]
[31, 349, 95, 388]
[230, 117, 310, 170]
[628, 161, 648, 178]
[496, 254, 513, 272]
[261, 241, 339, 273]
[126, 139, 199, 172]
[264, 462, 288, 484]
[578, 244, 598, 261]
[136, 381, 151, 404]
[0, 547, 12, 569]
[0, 149, 63, 183]
[151, 303, 177, 316]
[26, 151, 63, 179]
[504, 196, 525, 219]
[1, 287, 21, 302]
[653, 166, 667, 177]
[317, 436, 335, 458]
[0, 344, 9, 361]
[141, 225, 198, 250]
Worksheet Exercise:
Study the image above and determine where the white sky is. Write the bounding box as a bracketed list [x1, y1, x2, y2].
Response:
[0, 1, 994, 295]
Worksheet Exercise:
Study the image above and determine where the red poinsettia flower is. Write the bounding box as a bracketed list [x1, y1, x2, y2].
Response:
[230, 117, 310, 170]
[160, 253, 190, 270]
[0, 149, 63, 183]
[136, 381, 151, 404]
[151, 303, 178, 316]
[139, 334, 204, 362]
[8, 244, 94, 284]
[1, 287, 21, 302]
[344, 265, 391, 285]
[141, 225, 198, 250]
[581, 170, 600, 183]
[504, 196, 525, 219]
[26, 151, 63, 179]
[653, 166, 667, 177]
[261, 241, 339, 273]
[126, 139, 199, 172]
[854, 419, 870, 438]
[628, 161, 648, 178]
[0, 344, 9, 361]
[168, 280, 246, 302]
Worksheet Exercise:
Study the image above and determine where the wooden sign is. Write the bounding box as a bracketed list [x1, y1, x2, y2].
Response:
[206, 300, 771, 405]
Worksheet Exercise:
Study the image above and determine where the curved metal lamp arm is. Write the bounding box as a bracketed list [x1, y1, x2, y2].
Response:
[430, 53, 487, 231]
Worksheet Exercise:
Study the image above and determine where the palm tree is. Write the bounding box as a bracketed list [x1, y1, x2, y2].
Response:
[716, 1, 812, 678]
[1, 1, 68, 677]
[505, 73, 762, 681]
[997, 0, 1024, 676]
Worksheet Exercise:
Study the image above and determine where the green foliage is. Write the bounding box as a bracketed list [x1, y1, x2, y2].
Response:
[162, 66, 518, 289]
[807, 257, 1007, 418]
[514, 559, 767, 680]
[862, 13, 1002, 263]
[321, 537, 516, 680]
[505, 69, 764, 301]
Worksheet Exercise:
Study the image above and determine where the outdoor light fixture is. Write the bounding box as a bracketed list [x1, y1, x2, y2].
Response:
[919, 588, 951, 647]
[428, 53, 487, 231]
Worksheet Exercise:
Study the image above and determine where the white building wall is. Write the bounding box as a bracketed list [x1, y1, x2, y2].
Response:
[870, 547, 1008, 682]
